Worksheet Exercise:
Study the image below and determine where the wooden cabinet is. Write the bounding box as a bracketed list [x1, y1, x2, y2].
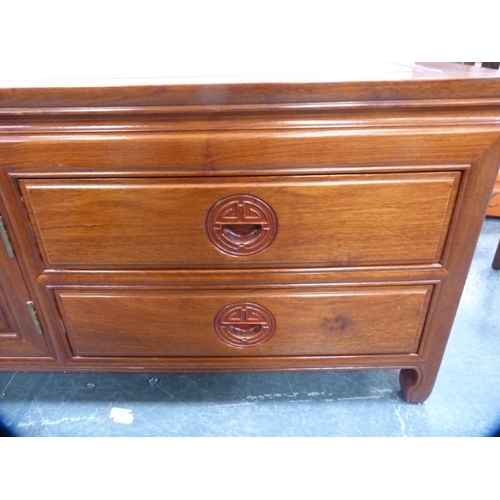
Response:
[0, 214, 52, 359]
[1, 62, 500, 402]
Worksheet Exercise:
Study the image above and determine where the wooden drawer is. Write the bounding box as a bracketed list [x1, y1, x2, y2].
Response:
[20, 172, 460, 269]
[56, 285, 432, 358]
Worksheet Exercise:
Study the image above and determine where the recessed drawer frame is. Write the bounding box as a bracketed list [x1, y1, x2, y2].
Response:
[19, 172, 460, 270]
[54, 285, 433, 359]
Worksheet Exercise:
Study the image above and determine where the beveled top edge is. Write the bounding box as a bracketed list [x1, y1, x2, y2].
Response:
[1, 63, 498, 89]
[1, 63, 500, 109]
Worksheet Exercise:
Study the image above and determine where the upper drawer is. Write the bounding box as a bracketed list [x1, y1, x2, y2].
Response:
[19, 173, 460, 270]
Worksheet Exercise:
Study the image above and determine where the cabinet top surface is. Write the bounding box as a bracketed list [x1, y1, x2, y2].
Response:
[0, 62, 497, 86]
[2, 62, 500, 108]
[2, 3, 499, 106]
[2, 62, 499, 88]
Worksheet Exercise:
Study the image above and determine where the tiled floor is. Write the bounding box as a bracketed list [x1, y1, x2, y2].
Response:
[1, 219, 500, 437]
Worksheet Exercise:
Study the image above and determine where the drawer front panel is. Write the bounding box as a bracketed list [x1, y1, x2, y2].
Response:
[20, 173, 460, 269]
[56, 286, 432, 358]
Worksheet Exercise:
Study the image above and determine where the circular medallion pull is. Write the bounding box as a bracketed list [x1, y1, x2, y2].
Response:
[206, 194, 278, 256]
[214, 302, 276, 347]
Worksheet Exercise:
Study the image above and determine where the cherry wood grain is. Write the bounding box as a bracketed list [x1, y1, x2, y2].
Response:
[1, 62, 500, 109]
[56, 286, 432, 358]
[2, 131, 499, 174]
[20, 173, 459, 269]
[0, 212, 52, 358]
[400, 138, 500, 402]
[2, 64, 500, 403]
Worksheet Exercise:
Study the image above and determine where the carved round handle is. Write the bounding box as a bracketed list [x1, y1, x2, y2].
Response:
[222, 224, 262, 243]
[214, 302, 276, 347]
[206, 194, 278, 256]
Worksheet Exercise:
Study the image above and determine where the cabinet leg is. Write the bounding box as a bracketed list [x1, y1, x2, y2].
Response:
[492, 237, 500, 269]
[399, 367, 437, 403]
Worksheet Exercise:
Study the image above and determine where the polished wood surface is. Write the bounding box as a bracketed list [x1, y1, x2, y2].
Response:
[21, 173, 459, 269]
[0, 217, 51, 357]
[57, 286, 431, 358]
[2, 63, 500, 402]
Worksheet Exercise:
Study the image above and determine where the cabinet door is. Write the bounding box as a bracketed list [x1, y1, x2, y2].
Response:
[0, 214, 52, 359]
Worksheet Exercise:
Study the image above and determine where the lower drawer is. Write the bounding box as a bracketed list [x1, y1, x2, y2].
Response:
[55, 285, 432, 358]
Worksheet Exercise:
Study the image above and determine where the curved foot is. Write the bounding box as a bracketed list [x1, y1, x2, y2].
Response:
[399, 368, 436, 403]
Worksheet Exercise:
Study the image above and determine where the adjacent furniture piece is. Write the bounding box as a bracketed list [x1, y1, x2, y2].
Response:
[464, 62, 500, 69]
[2, 62, 500, 402]
[492, 240, 500, 270]
[486, 173, 500, 218]
[473, 64, 500, 269]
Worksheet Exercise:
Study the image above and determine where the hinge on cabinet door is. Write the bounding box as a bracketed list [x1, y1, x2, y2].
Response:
[26, 301, 44, 336]
[0, 216, 15, 258]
